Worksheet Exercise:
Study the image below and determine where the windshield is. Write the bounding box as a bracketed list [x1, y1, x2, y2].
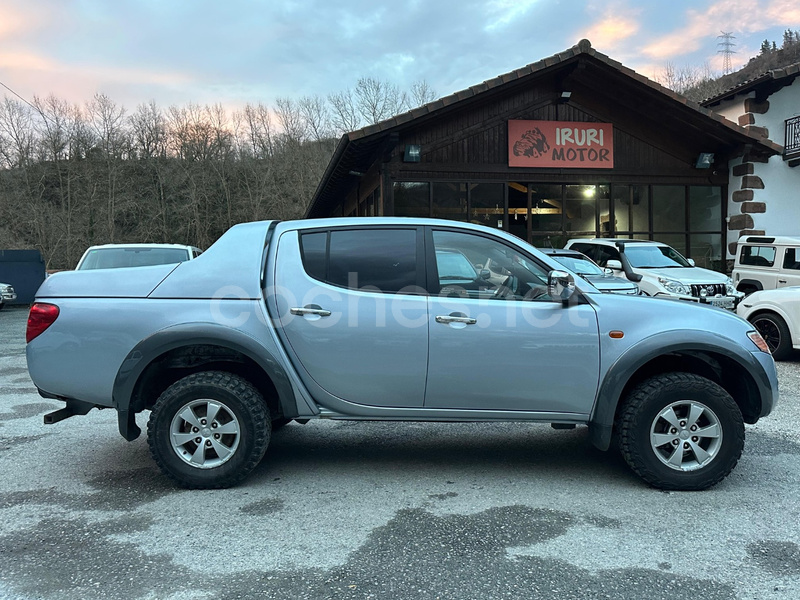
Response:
[623, 245, 691, 268]
[78, 247, 190, 270]
[549, 255, 604, 276]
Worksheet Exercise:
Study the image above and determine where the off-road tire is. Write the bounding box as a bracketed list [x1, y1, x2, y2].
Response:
[750, 312, 792, 360]
[617, 372, 744, 491]
[147, 371, 270, 489]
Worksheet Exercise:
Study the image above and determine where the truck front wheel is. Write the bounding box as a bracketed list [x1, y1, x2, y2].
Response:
[617, 372, 744, 491]
[147, 371, 270, 489]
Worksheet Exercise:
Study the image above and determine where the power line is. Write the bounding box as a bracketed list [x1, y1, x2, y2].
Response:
[0, 78, 55, 128]
[717, 31, 737, 75]
[0, 79, 41, 113]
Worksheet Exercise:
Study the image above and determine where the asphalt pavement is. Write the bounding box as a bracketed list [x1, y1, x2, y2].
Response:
[1, 305, 799, 599]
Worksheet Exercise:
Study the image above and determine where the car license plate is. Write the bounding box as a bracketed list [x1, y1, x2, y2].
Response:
[709, 297, 735, 309]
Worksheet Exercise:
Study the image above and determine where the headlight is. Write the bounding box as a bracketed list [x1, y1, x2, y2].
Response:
[725, 277, 736, 296]
[657, 277, 690, 295]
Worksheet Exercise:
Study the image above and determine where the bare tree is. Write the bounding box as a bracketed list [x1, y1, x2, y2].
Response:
[237, 103, 276, 158]
[275, 97, 307, 143]
[354, 77, 408, 125]
[328, 89, 361, 135]
[298, 95, 332, 142]
[0, 98, 35, 169]
[130, 101, 167, 159]
[410, 80, 437, 107]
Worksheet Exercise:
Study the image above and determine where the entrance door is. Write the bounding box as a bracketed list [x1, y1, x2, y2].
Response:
[424, 227, 601, 415]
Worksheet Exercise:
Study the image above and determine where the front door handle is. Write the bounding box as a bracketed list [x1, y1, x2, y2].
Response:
[779, 279, 787, 284]
[435, 314, 477, 325]
[291, 306, 332, 317]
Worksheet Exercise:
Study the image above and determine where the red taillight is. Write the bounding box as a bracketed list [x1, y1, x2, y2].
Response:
[27, 303, 60, 343]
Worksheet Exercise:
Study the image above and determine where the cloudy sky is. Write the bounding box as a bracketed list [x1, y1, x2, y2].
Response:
[2, 0, 800, 111]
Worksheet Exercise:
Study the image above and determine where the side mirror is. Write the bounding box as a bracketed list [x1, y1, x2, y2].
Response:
[603, 267, 614, 275]
[548, 270, 575, 302]
[687, 258, 696, 267]
[479, 268, 491, 280]
[606, 259, 623, 270]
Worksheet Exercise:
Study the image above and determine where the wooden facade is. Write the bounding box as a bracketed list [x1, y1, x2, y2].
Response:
[307, 40, 780, 271]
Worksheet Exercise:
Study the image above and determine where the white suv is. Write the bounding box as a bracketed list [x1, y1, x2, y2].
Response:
[565, 238, 741, 309]
[732, 235, 800, 294]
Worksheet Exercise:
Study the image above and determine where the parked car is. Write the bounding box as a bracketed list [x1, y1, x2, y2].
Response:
[732, 235, 800, 294]
[565, 238, 742, 309]
[0, 282, 17, 310]
[540, 248, 639, 295]
[27, 218, 777, 491]
[75, 244, 202, 270]
[737, 286, 800, 360]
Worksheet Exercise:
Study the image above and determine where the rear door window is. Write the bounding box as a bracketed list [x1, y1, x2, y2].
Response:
[739, 245, 776, 267]
[783, 248, 800, 270]
[300, 229, 420, 293]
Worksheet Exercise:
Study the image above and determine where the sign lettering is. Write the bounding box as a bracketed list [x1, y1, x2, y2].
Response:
[508, 120, 614, 168]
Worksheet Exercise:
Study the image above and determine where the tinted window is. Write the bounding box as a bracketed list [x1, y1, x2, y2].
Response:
[784, 248, 800, 270]
[326, 229, 417, 293]
[591, 245, 621, 267]
[740, 245, 776, 267]
[567, 243, 597, 261]
[300, 232, 327, 281]
[79, 247, 190, 270]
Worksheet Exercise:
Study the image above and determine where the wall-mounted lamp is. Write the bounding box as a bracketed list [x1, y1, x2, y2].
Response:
[348, 170, 365, 177]
[559, 91, 572, 103]
[404, 144, 421, 163]
[695, 152, 714, 169]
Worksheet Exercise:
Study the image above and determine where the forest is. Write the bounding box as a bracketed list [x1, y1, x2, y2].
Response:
[0, 79, 434, 269]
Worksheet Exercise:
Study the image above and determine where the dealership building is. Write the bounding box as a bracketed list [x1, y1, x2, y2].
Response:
[306, 40, 796, 272]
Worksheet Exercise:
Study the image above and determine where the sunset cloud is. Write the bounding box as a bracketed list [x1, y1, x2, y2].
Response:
[0, 1, 798, 111]
[642, 0, 800, 60]
[0, 48, 193, 107]
[579, 13, 640, 52]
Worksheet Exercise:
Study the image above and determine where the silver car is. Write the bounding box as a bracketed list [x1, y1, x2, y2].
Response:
[540, 248, 639, 295]
[0, 282, 17, 310]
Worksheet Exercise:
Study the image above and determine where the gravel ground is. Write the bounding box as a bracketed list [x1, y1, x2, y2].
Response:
[1, 305, 799, 599]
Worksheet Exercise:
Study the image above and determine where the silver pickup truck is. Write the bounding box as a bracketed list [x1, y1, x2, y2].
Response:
[26, 218, 778, 491]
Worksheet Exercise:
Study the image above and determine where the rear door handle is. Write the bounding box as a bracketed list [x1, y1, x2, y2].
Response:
[435, 314, 477, 325]
[779, 279, 787, 284]
[291, 306, 331, 317]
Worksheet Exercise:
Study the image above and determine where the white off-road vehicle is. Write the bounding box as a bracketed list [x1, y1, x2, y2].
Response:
[732, 235, 800, 295]
[565, 238, 742, 310]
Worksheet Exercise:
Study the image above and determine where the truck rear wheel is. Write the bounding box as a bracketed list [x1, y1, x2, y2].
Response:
[147, 371, 270, 489]
[617, 372, 744, 491]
